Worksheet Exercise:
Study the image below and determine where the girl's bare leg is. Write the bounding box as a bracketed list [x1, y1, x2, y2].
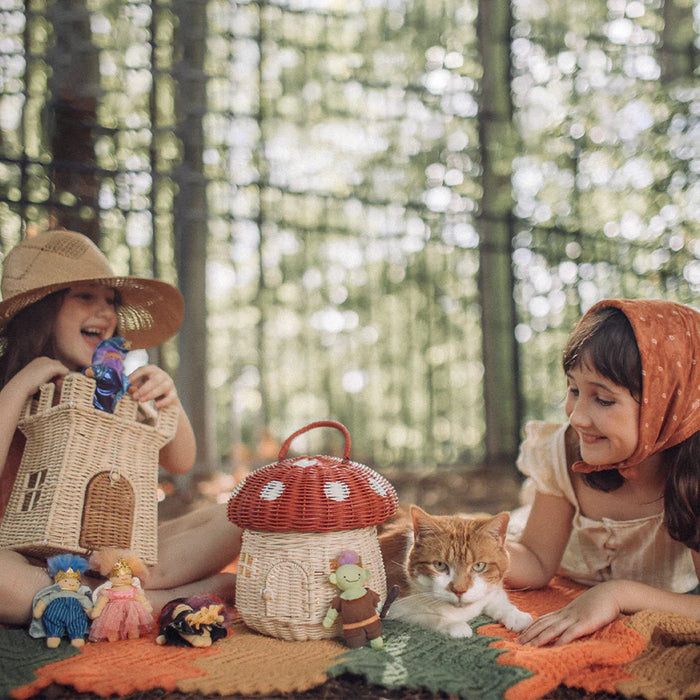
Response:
[1, 505, 241, 624]
[0, 549, 51, 625]
[147, 502, 241, 591]
[158, 500, 227, 537]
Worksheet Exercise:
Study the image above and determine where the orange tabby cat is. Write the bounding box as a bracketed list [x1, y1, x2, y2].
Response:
[378, 505, 532, 638]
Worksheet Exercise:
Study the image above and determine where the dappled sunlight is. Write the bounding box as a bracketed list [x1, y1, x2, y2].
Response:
[0, 0, 696, 474]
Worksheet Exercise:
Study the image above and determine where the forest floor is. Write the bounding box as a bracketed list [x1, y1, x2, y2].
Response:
[46, 465, 628, 700]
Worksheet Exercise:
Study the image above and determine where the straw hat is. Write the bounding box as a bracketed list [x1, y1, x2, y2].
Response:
[0, 230, 184, 349]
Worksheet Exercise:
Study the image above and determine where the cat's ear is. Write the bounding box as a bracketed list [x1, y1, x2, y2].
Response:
[480, 512, 510, 546]
[410, 505, 441, 539]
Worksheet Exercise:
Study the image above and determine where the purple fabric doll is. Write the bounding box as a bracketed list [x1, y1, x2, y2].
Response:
[83, 336, 132, 412]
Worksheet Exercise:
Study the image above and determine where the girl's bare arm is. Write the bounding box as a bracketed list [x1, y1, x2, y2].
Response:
[127, 364, 196, 474]
[506, 491, 575, 589]
[157, 405, 196, 474]
[518, 551, 700, 647]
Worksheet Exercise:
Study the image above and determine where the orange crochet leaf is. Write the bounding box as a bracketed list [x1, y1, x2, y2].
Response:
[504, 575, 588, 615]
[476, 577, 646, 700]
[11, 634, 223, 699]
[480, 618, 644, 700]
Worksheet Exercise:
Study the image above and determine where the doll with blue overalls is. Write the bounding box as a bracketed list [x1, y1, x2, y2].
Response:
[29, 554, 93, 648]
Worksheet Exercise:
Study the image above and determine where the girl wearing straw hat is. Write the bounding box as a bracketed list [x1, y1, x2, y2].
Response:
[0, 230, 240, 625]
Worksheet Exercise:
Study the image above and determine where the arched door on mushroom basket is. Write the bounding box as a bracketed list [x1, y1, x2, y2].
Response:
[80, 471, 134, 550]
[265, 561, 311, 619]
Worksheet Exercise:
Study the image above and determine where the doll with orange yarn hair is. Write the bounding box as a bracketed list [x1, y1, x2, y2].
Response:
[88, 549, 155, 642]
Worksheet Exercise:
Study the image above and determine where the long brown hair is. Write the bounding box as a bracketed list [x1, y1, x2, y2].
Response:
[664, 434, 700, 551]
[0, 290, 66, 389]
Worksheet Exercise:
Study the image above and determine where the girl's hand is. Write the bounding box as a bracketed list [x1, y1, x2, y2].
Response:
[8, 357, 70, 398]
[128, 365, 196, 473]
[128, 365, 179, 409]
[517, 580, 624, 646]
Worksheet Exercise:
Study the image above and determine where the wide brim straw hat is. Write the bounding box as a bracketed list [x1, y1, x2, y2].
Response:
[0, 230, 184, 349]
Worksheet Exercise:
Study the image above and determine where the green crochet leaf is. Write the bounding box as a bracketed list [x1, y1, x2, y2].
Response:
[327, 616, 531, 700]
[0, 627, 81, 697]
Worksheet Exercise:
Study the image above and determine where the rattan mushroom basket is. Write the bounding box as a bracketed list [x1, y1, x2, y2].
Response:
[0, 372, 178, 564]
[227, 420, 398, 641]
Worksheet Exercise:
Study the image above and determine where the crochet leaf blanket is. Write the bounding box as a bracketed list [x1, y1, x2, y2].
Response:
[331, 577, 700, 700]
[2, 577, 700, 700]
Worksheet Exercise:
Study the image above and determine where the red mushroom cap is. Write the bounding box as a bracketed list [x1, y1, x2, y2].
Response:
[227, 421, 398, 533]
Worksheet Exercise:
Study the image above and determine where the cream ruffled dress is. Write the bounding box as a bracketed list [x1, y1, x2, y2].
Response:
[508, 421, 698, 593]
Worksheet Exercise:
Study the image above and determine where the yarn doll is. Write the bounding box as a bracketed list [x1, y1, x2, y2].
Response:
[155, 594, 228, 647]
[83, 336, 132, 412]
[88, 549, 155, 642]
[322, 550, 384, 649]
[29, 554, 92, 648]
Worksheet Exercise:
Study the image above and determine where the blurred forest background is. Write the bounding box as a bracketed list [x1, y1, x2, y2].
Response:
[0, 0, 697, 489]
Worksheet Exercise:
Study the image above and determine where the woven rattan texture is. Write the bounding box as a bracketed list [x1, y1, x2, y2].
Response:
[229, 420, 398, 533]
[79, 473, 134, 550]
[0, 373, 178, 564]
[236, 526, 387, 641]
[228, 456, 398, 532]
[0, 230, 185, 348]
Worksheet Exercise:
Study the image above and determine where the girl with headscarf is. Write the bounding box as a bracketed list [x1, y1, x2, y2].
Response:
[507, 299, 700, 645]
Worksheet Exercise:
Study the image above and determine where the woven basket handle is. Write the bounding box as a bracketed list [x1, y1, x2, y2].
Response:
[278, 420, 351, 461]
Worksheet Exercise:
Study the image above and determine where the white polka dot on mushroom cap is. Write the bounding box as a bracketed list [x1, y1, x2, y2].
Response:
[293, 457, 320, 467]
[324, 481, 350, 502]
[260, 480, 285, 500]
[368, 476, 388, 497]
[230, 480, 245, 499]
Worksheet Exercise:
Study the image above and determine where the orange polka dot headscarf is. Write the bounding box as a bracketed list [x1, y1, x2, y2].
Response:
[571, 298, 700, 474]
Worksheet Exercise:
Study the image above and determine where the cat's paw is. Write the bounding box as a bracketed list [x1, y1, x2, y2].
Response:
[447, 623, 474, 638]
[502, 608, 532, 633]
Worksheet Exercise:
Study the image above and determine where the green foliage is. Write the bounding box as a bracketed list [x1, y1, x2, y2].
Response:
[510, 0, 698, 422]
[0, 0, 696, 469]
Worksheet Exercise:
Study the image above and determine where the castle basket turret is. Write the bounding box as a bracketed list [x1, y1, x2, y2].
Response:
[0, 373, 178, 564]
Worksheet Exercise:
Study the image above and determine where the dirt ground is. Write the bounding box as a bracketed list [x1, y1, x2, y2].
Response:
[40, 678, 623, 700]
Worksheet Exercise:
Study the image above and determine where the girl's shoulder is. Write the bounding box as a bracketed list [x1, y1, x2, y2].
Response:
[520, 420, 568, 460]
[517, 421, 570, 496]
[522, 420, 565, 443]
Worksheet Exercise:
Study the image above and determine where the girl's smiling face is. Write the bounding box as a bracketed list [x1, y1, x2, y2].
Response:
[565, 358, 641, 468]
[52, 285, 119, 370]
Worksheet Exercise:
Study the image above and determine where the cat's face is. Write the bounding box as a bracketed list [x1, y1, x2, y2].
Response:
[405, 506, 510, 607]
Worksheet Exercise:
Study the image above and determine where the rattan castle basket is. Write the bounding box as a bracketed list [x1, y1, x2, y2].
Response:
[228, 420, 398, 641]
[0, 372, 178, 564]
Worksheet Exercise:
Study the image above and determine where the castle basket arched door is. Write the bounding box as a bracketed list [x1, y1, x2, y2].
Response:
[80, 471, 134, 551]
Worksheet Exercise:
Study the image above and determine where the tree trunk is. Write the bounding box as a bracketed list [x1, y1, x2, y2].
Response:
[46, 1, 99, 240]
[661, 0, 696, 81]
[476, 0, 520, 469]
[173, 0, 214, 477]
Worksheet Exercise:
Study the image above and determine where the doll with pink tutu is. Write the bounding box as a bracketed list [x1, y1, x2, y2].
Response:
[88, 549, 155, 642]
